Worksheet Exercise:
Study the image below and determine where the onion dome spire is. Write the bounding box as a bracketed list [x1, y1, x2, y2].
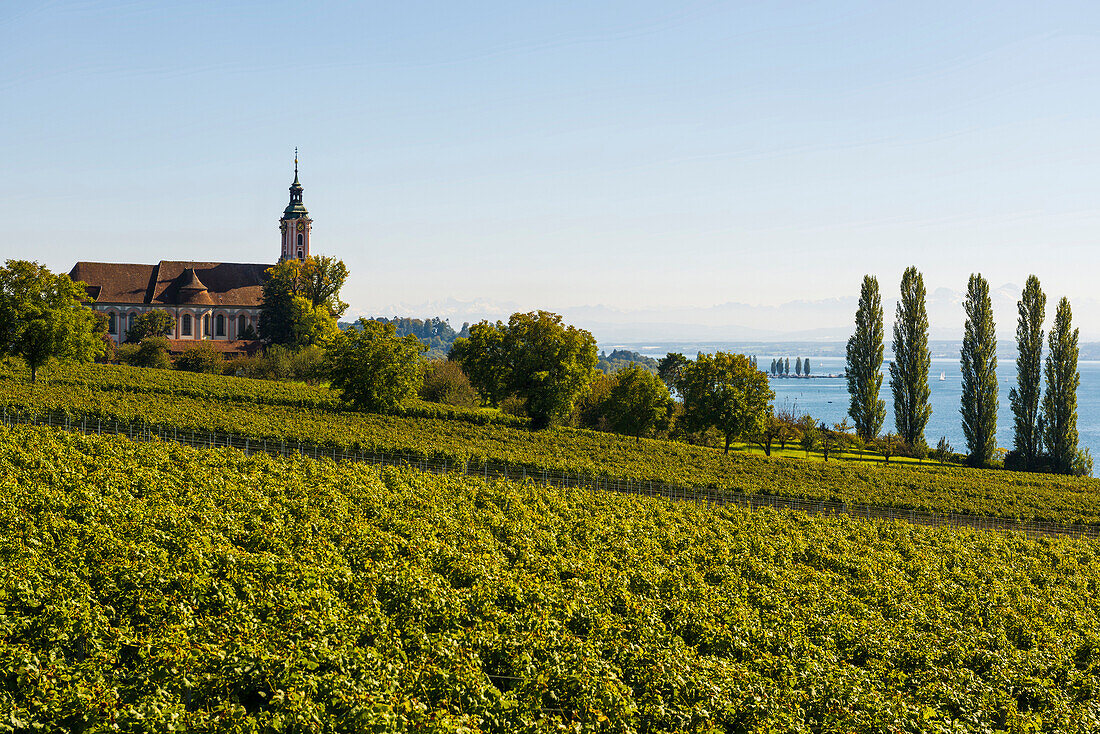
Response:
[284, 148, 308, 217]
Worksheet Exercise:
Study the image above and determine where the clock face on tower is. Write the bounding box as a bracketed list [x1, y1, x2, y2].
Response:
[296, 221, 305, 232]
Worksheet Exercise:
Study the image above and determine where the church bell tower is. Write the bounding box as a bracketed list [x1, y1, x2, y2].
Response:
[279, 150, 312, 262]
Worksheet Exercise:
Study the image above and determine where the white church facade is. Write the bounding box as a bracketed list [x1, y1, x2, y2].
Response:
[70, 158, 312, 354]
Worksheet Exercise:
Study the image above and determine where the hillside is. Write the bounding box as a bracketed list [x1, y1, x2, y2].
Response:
[4, 363, 1100, 526]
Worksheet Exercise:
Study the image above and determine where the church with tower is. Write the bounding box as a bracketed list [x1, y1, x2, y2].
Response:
[70, 156, 313, 353]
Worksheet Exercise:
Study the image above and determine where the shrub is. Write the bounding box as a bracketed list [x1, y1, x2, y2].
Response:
[420, 360, 479, 407]
[571, 372, 618, 430]
[499, 395, 528, 419]
[117, 337, 171, 370]
[174, 342, 222, 374]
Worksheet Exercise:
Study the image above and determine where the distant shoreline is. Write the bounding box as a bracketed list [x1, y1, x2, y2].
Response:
[768, 374, 844, 379]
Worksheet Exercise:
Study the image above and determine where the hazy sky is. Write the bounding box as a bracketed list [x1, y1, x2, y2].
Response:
[5, 1, 1100, 334]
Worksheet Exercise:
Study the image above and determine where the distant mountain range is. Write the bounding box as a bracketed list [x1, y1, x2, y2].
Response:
[359, 284, 1100, 346]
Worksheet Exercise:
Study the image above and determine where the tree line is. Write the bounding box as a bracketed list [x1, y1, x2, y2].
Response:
[768, 357, 811, 376]
[0, 256, 1088, 475]
[846, 269, 1089, 475]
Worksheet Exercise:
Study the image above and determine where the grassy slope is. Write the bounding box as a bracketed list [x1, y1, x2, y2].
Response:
[2, 424, 1098, 732]
[3, 362, 1100, 525]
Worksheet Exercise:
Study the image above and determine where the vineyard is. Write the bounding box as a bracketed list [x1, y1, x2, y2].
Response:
[0, 363, 525, 427]
[3, 364, 1100, 526]
[1, 424, 1099, 731]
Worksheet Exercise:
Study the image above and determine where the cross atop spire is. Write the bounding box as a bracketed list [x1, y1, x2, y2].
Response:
[293, 147, 299, 185]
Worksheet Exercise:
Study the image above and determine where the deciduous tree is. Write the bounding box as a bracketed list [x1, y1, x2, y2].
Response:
[450, 311, 598, 428]
[1009, 276, 1045, 470]
[889, 267, 932, 450]
[604, 365, 671, 441]
[260, 256, 347, 346]
[499, 311, 598, 429]
[125, 309, 174, 343]
[1042, 297, 1081, 474]
[657, 352, 689, 397]
[300, 255, 349, 317]
[846, 275, 886, 442]
[680, 352, 774, 454]
[325, 319, 425, 412]
[0, 260, 105, 382]
[960, 274, 998, 466]
[449, 324, 511, 407]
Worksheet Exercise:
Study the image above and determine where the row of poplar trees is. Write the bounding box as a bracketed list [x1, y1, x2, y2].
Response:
[845, 267, 1086, 474]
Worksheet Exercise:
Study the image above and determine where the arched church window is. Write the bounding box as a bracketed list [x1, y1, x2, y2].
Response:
[203, 314, 211, 337]
[238, 315, 246, 336]
[107, 312, 117, 334]
[215, 314, 225, 337]
[127, 313, 135, 334]
[182, 314, 192, 336]
[297, 233, 303, 248]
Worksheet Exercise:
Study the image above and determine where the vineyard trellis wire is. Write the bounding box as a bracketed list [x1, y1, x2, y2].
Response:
[3, 405, 1099, 541]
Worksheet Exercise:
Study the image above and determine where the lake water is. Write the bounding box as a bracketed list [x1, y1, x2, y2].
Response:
[744, 357, 1100, 461]
[607, 344, 1100, 461]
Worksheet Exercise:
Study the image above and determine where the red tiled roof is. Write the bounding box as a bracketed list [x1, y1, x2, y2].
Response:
[69, 263, 158, 304]
[70, 261, 272, 308]
[166, 339, 263, 356]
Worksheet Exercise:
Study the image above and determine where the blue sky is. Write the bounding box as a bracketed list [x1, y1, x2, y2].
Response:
[4, 1, 1100, 337]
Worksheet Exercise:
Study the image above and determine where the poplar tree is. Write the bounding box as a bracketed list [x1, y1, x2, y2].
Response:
[795, 357, 802, 376]
[846, 275, 886, 442]
[959, 274, 998, 466]
[1009, 276, 1045, 469]
[889, 267, 932, 450]
[1041, 297, 1080, 474]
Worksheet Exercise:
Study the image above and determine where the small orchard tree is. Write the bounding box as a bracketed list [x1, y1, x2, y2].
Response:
[752, 411, 785, 457]
[819, 422, 837, 461]
[877, 433, 904, 464]
[932, 436, 954, 465]
[604, 365, 671, 441]
[125, 309, 174, 343]
[325, 319, 426, 412]
[0, 260, 105, 382]
[799, 422, 819, 458]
